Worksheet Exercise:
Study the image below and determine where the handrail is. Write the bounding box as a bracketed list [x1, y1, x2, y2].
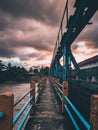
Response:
[64, 104, 80, 130]
[13, 96, 33, 126]
[55, 84, 62, 95]
[17, 105, 33, 130]
[58, 83, 62, 88]
[58, 87, 62, 94]
[50, 78, 92, 130]
[55, 81, 62, 93]
[64, 96, 90, 130]
[14, 88, 34, 107]
[55, 82, 62, 88]
[0, 77, 47, 130]
[55, 82, 62, 87]
[0, 112, 4, 119]
[58, 92, 62, 102]
[54, 81, 62, 102]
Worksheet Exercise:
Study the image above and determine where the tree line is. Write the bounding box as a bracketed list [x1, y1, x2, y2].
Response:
[0, 61, 30, 83]
[0, 61, 49, 83]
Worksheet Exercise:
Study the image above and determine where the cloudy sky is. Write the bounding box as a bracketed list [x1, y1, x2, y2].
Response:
[0, 0, 98, 69]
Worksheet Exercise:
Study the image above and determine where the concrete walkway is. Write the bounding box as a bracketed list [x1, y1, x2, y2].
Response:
[25, 78, 74, 130]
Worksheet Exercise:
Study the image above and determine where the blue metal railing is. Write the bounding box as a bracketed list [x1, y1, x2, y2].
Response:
[64, 104, 80, 130]
[0, 78, 46, 130]
[64, 96, 90, 130]
[17, 105, 33, 130]
[55, 82, 62, 93]
[0, 112, 4, 119]
[55, 82, 62, 102]
[0, 88, 34, 130]
[55, 82, 62, 88]
[14, 88, 33, 107]
[13, 83, 41, 129]
[12, 84, 36, 130]
[54, 80, 91, 130]
[58, 92, 62, 102]
[13, 96, 33, 126]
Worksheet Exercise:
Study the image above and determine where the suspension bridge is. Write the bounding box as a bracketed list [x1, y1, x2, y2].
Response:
[0, 0, 98, 130]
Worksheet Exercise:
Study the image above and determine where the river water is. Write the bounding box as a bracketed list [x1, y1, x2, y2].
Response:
[0, 83, 30, 130]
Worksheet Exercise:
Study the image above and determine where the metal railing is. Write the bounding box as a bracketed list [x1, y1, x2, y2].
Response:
[0, 112, 4, 119]
[14, 88, 34, 107]
[0, 77, 46, 130]
[13, 96, 34, 129]
[64, 96, 90, 130]
[52, 78, 92, 130]
[55, 82, 62, 102]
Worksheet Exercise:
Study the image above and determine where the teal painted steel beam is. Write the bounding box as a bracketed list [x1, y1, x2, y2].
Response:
[68, 48, 80, 71]
[50, 0, 97, 73]
[63, 46, 71, 81]
[63, 46, 66, 80]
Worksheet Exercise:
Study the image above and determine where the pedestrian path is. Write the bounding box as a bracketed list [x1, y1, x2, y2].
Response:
[25, 78, 74, 130]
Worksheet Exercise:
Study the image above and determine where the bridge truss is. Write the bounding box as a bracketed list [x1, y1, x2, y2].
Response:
[50, 0, 98, 81]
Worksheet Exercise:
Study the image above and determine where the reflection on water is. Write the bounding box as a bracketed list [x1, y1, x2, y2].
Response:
[0, 83, 30, 130]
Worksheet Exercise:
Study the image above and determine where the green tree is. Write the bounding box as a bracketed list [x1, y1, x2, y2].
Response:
[40, 66, 49, 77]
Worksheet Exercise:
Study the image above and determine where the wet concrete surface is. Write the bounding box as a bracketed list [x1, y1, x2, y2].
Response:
[25, 78, 74, 130]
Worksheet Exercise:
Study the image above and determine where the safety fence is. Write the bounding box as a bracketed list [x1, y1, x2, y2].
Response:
[49, 77, 98, 130]
[0, 77, 46, 130]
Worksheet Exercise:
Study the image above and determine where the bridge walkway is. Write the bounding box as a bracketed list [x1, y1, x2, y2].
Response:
[25, 78, 74, 130]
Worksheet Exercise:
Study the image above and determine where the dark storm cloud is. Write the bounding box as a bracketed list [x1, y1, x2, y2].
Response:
[72, 44, 79, 50]
[76, 22, 98, 49]
[0, 11, 10, 30]
[10, 38, 52, 51]
[0, 40, 51, 58]
[0, 0, 98, 67]
[0, 46, 16, 57]
[0, 0, 65, 26]
[0, 20, 6, 30]
[0, 38, 17, 57]
[0, 28, 53, 59]
[0, 11, 39, 31]
[19, 52, 41, 61]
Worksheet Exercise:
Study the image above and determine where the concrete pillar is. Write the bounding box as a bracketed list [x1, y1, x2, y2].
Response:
[62, 81, 68, 112]
[30, 81, 36, 115]
[0, 92, 14, 130]
[90, 95, 98, 130]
